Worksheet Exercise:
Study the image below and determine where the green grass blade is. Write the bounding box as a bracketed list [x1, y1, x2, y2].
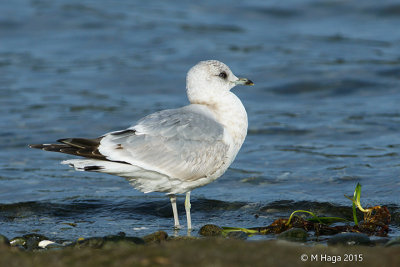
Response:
[345, 183, 365, 225]
[286, 210, 322, 225]
[221, 227, 258, 235]
[354, 183, 369, 212]
[353, 183, 360, 225]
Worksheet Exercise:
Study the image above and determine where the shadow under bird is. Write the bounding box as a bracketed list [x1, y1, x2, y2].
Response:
[30, 60, 254, 230]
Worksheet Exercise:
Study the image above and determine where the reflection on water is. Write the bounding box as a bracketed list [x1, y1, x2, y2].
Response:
[0, 0, 400, 239]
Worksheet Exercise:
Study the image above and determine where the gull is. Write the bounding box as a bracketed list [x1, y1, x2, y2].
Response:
[30, 60, 253, 230]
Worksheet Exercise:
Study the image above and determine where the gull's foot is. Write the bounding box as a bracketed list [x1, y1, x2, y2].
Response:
[172, 225, 182, 237]
[187, 228, 193, 237]
[173, 225, 182, 230]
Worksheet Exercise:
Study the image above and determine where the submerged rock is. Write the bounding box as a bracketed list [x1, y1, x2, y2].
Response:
[0, 234, 10, 247]
[328, 233, 372, 246]
[61, 222, 77, 227]
[143, 231, 168, 243]
[385, 236, 400, 247]
[277, 228, 308, 242]
[199, 224, 223, 237]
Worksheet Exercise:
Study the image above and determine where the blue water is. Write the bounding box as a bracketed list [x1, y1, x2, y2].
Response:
[1, 0, 399, 240]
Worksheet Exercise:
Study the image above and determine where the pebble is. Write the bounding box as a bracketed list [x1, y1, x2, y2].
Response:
[38, 240, 56, 249]
[10, 237, 27, 248]
[199, 224, 223, 237]
[277, 228, 308, 242]
[327, 232, 372, 246]
[143, 231, 168, 244]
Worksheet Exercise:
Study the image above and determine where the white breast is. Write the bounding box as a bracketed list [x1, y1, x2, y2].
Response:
[211, 92, 248, 155]
[203, 91, 248, 177]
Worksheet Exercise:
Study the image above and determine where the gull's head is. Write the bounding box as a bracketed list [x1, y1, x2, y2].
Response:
[186, 60, 253, 105]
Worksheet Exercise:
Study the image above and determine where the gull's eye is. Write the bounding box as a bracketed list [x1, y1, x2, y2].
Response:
[218, 71, 227, 79]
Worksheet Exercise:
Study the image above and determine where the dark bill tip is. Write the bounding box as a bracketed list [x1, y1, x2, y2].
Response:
[245, 79, 254, 86]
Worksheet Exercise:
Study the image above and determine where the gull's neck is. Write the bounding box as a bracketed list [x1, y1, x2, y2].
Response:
[190, 91, 248, 150]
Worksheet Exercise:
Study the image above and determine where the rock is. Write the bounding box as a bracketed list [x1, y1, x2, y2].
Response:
[103, 232, 125, 240]
[0, 235, 10, 247]
[226, 231, 248, 240]
[69, 234, 145, 249]
[102, 238, 145, 249]
[10, 237, 27, 248]
[118, 237, 145, 245]
[38, 240, 64, 249]
[23, 233, 49, 240]
[43, 242, 65, 250]
[277, 228, 308, 242]
[103, 234, 145, 245]
[328, 233, 372, 246]
[117, 232, 126, 237]
[38, 240, 55, 248]
[23, 234, 49, 250]
[385, 236, 400, 247]
[69, 237, 105, 249]
[143, 231, 168, 244]
[199, 224, 223, 237]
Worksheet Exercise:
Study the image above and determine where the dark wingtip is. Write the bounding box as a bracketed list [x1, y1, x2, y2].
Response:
[84, 166, 103, 171]
[110, 129, 136, 136]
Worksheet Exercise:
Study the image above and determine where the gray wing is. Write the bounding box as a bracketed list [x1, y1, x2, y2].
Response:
[98, 105, 230, 181]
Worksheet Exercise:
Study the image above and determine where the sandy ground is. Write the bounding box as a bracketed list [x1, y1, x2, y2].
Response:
[1, 239, 399, 267]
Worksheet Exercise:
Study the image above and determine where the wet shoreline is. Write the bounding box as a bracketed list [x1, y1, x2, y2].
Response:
[1, 198, 399, 242]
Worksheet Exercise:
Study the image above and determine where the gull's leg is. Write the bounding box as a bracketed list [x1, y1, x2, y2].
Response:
[185, 191, 192, 230]
[170, 194, 181, 229]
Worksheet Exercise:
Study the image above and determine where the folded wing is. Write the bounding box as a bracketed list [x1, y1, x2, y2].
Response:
[99, 105, 230, 181]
